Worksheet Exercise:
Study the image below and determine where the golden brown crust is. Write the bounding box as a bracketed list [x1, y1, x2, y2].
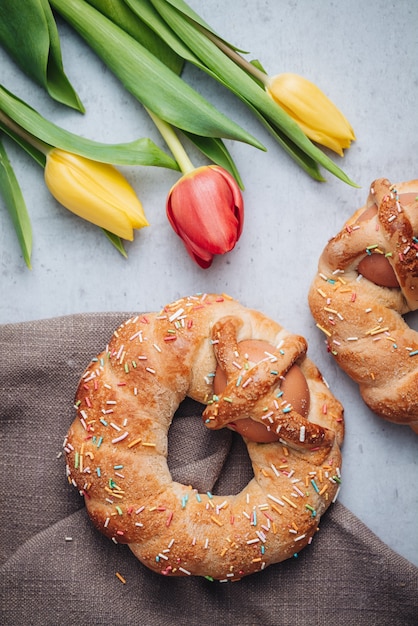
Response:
[309, 178, 418, 431]
[64, 294, 344, 580]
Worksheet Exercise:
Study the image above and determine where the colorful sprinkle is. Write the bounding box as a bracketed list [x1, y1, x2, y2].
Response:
[115, 572, 126, 584]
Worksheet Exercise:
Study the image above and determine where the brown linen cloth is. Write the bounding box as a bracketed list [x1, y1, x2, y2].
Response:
[1, 313, 417, 626]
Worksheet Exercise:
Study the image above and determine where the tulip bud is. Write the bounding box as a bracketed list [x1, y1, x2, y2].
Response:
[44, 148, 148, 239]
[266, 73, 355, 156]
[166, 165, 244, 268]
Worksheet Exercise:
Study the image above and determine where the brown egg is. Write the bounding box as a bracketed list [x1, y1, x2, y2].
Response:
[357, 254, 399, 288]
[356, 202, 378, 223]
[356, 192, 417, 224]
[355, 191, 418, 287]
[212, 339, 310, 443]
[396, 192, 418, 205]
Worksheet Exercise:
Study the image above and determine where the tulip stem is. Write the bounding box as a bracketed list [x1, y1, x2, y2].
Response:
[0, 109, 50, 156]
[197, 26, 269, 87]
[145, 108, 195, 174]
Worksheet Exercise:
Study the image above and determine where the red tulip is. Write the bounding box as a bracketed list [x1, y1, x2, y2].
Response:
[166, 165, 244, 268]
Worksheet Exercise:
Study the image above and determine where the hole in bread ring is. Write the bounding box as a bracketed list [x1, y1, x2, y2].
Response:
[64, 295, 344, 580]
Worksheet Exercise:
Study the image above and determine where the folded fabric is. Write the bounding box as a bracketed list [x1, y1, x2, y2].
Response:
[1, 313, 417, 625]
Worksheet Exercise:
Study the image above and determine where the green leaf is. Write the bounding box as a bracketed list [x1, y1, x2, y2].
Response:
[0, 84, 180, 169]
[257, 115, 326, 182]
[0, 121, 47, 168]
[135, 1, 316, 183]
[182, 132, 244, 189]
[123, 0, 203, 67]
[231, 96, 326, 182]
[105, 1, 241, 179]
[102, 229, 128, 256]
[148, 0, 357, 185]
[0, 137, 33, 268]
[250, 59, 268, 76]
[156, 0, 249, 54]
[49, 0, 264, 150]
[86, 0, 184, 74]
[0, 0, 84, 112]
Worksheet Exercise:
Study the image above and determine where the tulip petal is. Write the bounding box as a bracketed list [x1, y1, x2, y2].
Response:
[168, 167, 240, 253]
[173, 226, 214, 268]
[166, 165, 243, 267]
[277, 103, 352, 156]
[45, 150, 148, 240]
[212, 166, 244, 239]
[267, 74, 355, 156]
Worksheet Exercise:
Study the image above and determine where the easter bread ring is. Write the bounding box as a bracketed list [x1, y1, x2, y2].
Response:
[64, 294, 344, 581]
[309, 178, 418, 432]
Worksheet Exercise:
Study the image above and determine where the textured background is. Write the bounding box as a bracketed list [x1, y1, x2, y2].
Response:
[0, 0, 417, 568]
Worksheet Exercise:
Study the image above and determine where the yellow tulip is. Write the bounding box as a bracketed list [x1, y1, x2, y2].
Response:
[266, 73, 355, 156]
[44, 149, 148, 239]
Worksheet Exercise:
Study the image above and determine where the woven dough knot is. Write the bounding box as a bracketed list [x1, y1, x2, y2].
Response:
[64, 294, 344, 580]
[203, 316, 334, 452]
[309, 178, 418, 431]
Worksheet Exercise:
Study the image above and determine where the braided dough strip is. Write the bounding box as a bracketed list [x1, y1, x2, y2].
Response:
[309, 178, 418, 431]
[64, 294, 344, 581]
